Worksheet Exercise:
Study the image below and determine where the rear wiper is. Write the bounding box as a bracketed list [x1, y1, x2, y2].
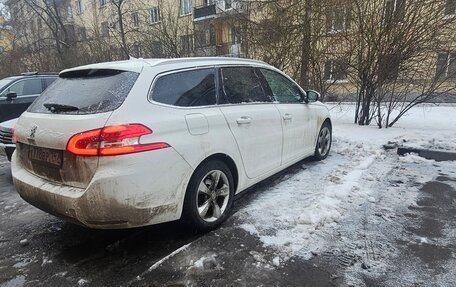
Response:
[43, 103, 79, 113]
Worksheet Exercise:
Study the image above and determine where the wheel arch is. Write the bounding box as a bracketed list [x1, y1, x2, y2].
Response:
[193, 153, 239, 193]
[323, 117, 332, 130]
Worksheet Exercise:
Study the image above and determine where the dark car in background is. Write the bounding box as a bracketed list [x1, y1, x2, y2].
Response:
[0, 72, 58, 123]
[0, 72, 58, 161]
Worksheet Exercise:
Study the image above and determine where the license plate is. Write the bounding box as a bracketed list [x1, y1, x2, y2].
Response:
[28, 146, 63, 168]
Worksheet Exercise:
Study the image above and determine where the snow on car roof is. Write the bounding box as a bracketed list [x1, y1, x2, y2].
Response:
[60, 57, 269, 75]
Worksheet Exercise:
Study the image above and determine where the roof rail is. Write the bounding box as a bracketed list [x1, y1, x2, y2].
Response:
[21, 71, 38, 75]
[19, 72, 59, 76]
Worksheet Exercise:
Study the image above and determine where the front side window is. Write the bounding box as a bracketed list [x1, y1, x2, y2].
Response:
[180, 0, 192, 15]
[260, 69, 302, 104]
[0, 79, 42, 97]
[220, 67, 272, 104]
[151, 68, 216, 107]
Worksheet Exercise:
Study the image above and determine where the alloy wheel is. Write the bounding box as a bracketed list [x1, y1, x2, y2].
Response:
[196, 170, 230, 223]
[317, 126, 331, 157]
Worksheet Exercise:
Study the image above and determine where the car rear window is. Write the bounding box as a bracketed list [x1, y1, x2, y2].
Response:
[28, 69, 139, 114]
[151, 68, 216, 107]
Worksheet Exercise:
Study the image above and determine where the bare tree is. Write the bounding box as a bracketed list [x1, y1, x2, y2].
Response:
[337, 0, 456, 127]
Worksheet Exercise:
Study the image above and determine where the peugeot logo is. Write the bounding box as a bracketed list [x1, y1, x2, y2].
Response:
[29, 125, 37, 139]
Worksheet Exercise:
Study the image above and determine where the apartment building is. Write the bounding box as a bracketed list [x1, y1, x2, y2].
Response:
[321, 0, 456, 100]
[4, 0, 455, 101]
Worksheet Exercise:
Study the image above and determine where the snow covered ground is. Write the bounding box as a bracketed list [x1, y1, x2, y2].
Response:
[235, 103, 456, 284]
[1, 103, 455, 287]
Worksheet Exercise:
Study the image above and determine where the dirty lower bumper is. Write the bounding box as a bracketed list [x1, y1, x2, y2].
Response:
[11, 148, 194, 229]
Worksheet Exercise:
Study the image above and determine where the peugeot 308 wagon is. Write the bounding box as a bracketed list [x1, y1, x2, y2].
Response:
[12, 58, 332, 231]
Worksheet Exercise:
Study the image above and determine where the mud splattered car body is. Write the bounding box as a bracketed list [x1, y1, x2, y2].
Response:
[11, 58, 331, 229]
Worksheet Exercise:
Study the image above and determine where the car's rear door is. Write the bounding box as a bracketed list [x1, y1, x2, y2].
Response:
[218, 66, 282, 179]
[259, 68, 317, 164]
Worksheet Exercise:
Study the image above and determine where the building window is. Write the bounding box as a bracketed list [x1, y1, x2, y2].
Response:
[324, 59, 348, 81]
[180, 34, 193, 54]
[99, 0, 107, 8]
[150, 41, 163, 57]
[384, 0, 406, 22]
[195, 25, 215, 48]
[132, 12, 140, 28]
[76, 0, 83, 14]
[326, 6, 351, 32]
[65, 5, 73, 19]
[435, 52, 456, 79]
[149, 7, 160, 24]
[378, 54, 400, 82]
[225, 0, 232, 9]
[203, 0, 215, 6]
[101, 22, 109, 37]
[445, 0, 456, 16]
[180, 0, 192, 16]
[133, 43, 142, 58]
[78, 27, 87, 41]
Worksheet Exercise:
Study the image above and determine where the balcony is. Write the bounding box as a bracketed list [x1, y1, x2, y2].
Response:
[193, 0, 248, 22]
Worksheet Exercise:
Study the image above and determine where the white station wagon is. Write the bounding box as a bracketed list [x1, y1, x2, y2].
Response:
[12, 58, 332, 231]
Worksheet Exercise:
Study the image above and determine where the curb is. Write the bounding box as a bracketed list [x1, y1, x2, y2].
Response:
[397, 147, 456, 162]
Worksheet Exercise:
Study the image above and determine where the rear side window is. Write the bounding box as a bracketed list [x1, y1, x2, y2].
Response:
[151, 68, 216, 107]
[43, 77, 57, 90]
[28, 70, 139, 115]
[220, 67, 272, 104]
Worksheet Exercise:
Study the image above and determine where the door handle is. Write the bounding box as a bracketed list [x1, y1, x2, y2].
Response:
[236, 116, 252, 125]
[283, 113, 293, 121]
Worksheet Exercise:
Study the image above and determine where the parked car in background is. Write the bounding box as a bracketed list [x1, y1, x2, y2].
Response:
[0, 118, 16, 161]
[0, 72, 58, 123]
[12, 58, 332, 231]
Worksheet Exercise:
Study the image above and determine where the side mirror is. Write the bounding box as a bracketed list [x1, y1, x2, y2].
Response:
[306, 90, 320, 102]
[6, 92, 17, 102]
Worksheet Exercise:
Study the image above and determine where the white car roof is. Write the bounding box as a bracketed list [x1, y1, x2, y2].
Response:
[60, 57, 270, 75]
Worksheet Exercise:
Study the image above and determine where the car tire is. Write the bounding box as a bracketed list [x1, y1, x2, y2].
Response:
[313, 122, 332, 161]
[182, 160, 235, 232]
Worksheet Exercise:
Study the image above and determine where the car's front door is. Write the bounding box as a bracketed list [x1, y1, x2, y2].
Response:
[259, 68, 317, 165]
[219, 66, 283, 179]
[0, 78, 43, 122]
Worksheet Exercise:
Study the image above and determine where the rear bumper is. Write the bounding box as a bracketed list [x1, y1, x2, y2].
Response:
[11, 148, 194, 229]
[0, 143, 15, 161]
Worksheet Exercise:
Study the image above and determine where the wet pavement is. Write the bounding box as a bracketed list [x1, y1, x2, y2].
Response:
[0, 153, 455, 286]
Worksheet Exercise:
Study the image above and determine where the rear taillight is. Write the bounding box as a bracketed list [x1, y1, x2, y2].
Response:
[66, 124, 169, 156]
[12, 124, 17, 143]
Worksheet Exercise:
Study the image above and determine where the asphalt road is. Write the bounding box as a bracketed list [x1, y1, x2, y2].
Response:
[0, 153, 455, 287]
